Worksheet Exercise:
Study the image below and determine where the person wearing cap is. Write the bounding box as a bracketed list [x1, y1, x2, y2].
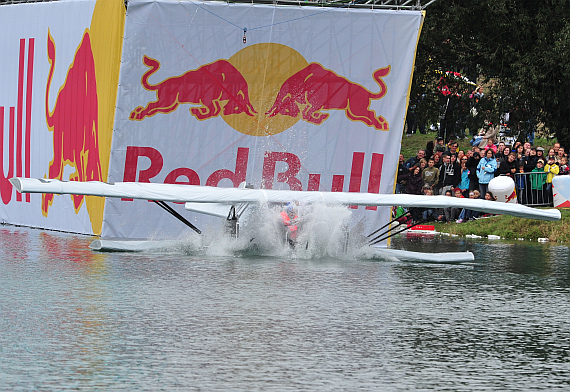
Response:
[435, 137, 446, 153]
[476, 149, 497, 196]
[544, 156, 560, 205]
[530, 159, 547, 204]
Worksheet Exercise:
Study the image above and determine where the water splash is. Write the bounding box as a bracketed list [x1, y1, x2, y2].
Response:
[129, 204, 378, 260]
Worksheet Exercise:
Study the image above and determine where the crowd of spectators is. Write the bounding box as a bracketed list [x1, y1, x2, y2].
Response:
[396, 135, 568, 223]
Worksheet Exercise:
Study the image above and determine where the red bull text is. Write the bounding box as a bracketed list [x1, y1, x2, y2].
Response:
[0, 38, 34, 205]
[121, 145, 384, 211]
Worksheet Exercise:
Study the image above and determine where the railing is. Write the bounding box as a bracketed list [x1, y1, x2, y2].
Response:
[513, 172, 552, 207]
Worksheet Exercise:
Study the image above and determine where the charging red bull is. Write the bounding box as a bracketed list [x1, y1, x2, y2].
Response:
[129, 56, 257, 121]
[266, 63, 391, 130]
[43, 30, 102, 215]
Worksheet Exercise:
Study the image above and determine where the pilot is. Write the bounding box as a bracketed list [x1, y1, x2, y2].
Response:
[281, 203, 299, 246]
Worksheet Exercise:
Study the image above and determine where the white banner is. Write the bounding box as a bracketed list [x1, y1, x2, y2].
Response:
[0, 0, 97, 233]
[106, 0, 423, 239]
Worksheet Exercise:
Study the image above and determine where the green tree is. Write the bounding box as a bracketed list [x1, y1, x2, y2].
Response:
[411, 0, 570, 146]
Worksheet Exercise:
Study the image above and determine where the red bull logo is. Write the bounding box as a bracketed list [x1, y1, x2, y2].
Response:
[129, 56, 257, 121]
[506, 189, 517, 203]
[265, 63, 390, 130]
[129, 43, 390, 136]
[42, 30, 102, 216]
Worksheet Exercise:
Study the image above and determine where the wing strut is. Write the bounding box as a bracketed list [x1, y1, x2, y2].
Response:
[153, 200, 201, 234]
[367, 211, 412, 239]
[369, 212, 431, 246]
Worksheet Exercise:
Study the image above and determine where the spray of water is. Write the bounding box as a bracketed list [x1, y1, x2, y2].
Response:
[145, 203, 380, 260]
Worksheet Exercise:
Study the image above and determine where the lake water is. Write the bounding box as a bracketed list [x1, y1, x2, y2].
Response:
[1, 226, 569, 391]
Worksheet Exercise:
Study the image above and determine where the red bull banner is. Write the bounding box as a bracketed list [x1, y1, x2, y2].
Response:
[105, 0, 424, 239]
[0, 0, 124, 235]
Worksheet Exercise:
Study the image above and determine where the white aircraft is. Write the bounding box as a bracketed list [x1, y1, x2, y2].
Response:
[9, 177, 561, 263]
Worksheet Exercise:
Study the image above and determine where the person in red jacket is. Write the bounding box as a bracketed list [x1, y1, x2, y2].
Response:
[281, 203, 299, 247]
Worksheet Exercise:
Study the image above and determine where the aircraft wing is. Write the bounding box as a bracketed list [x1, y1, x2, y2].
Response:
[10, 178, 561, 221]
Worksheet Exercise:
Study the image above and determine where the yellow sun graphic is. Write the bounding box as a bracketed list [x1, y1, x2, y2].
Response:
[223, 43, 308, 136]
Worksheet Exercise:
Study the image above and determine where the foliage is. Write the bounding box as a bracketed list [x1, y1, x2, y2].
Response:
[412, 0, 570, 146]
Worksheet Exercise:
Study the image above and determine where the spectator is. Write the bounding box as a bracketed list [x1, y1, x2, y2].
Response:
[425, 140, 434, 160]
[448, 140, 459, 155]
[496, 142, 506, 160]
[478, 123, 499, 149]
[553, 142, 561, 155]
[405, 149, 426, 171]
[544, 156, 559, 205]
[477, 149, 497, 196]
[501, 146, 511, 161]
[515, 144, 526, 167]
[459, 158, 470, 196]
[457, 150, 465, 162]
[524, 147, 538, 172]
[559, 156, 570, 175]
[466, 151, 481, 192]
[421, 187, 437, 221]
[403, 166, 424, 195]
[444, 188, 462, 223]
[419, 158, 428, 171]
[485, 191, 496, 201]
[530, 159, 547, 204]
[516, 164, 526, 204]
[433, 151, 443, 169]
[434, 137, 446, 153]
[422, 158, 440, 189]
[536, 146, 545, 163]
[484, 138, 498, 153]
[497, 152, 517, 178]
[439, 152, 461, 195]
[456, 190, 481, 223]
[546, 148, 557, 163]
[556, 147, 566, 164]
[396, 154, 407, 194]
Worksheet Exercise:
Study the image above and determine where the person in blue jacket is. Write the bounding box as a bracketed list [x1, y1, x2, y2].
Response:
[477, 149, 497, 197]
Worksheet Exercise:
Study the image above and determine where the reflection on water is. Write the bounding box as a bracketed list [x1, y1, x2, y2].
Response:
[1, 227, 569, 390]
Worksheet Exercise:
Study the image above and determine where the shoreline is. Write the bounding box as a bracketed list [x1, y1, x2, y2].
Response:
[431, 209, 570, 243]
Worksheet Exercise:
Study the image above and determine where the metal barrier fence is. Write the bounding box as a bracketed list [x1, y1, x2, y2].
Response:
[513, 172, 552, 207]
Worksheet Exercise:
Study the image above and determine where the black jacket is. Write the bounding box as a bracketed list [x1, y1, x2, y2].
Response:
[439, 162, 461, 188]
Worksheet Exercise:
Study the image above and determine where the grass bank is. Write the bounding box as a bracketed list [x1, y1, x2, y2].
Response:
[432, 209, 570, 242]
